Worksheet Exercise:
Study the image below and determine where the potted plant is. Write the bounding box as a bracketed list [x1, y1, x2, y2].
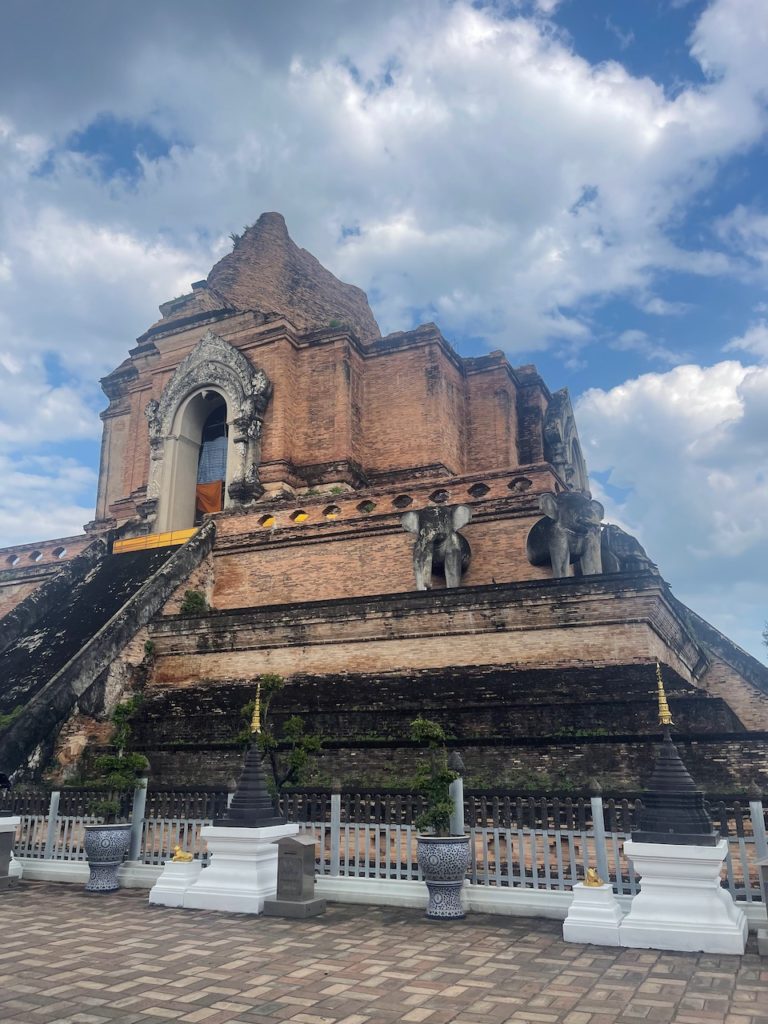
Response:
[410, 716, 470, 920]
[82, 747, 149, 893]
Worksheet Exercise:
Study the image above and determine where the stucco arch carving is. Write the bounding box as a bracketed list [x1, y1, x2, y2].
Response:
[543, 388, 589, 493]
[144, 329, 272, 530]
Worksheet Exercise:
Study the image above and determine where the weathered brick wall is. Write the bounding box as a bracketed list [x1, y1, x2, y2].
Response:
[138, 737, 768, 793]
[0, 580, 41, 620]
[465, 359, 518, 473]
[162, 554, 216, 616]
[0, 534, 92, 619]
[149, 575, 705, 688]
[96, 315, 554, 525]
[361, 332, 468, 476]
[133, 666, 739, 751]
[699, 653, 768, 731]
[173, 470, 562, 613]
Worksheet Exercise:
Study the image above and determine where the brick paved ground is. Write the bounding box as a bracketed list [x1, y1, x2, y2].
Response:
[0, 883, 765, 1024]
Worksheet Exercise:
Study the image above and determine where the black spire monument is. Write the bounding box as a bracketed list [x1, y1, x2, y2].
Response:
[631, 663, 717, 846]
[214, 683, 286, 828]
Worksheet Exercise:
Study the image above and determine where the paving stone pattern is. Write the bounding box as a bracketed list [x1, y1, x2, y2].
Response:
[0, 883, 765, 1024]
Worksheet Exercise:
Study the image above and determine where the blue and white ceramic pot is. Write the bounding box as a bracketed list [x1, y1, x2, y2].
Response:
[417, 835, 471, 920]
[84, 823, 132, 893]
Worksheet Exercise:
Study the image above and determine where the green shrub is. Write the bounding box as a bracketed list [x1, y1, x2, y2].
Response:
[111, 696, 143, 752]
[410, 717, 458, 835]
[84, 752, 149, 823]
[179, 589, 208, 615]
[239, 674, 324, 792]
[0, 705, 23, 731]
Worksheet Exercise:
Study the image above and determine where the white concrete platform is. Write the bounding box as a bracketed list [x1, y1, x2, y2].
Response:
[149, 859, 202, 907]
[563, 882, 623, 946]
[182, 823, 299, 914]
[620, 839, 748, 955]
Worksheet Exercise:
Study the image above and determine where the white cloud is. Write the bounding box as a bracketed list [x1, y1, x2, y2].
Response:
[0, 453, 96, 546]
[0, 0, 766, 360]
[724, 320, 768, 360]
[610, 328, 687, 365]
[715, 205, 768, 276]
[637, 296, 690, 316]
[577, 359, 768, 659]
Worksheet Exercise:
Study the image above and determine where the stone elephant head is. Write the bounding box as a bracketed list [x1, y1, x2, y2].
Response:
[401, 504, 472, 590]
[526, 490, 604, 578]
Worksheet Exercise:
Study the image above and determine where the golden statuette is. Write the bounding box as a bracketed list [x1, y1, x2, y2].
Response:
[250, 681, 261, 734]
[171, 845, 194, 862]
[656, 661, 674, 727]
[584, 867, 604, 887]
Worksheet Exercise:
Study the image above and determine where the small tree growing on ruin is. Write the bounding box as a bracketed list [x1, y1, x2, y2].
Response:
[239, 674, 323, 792]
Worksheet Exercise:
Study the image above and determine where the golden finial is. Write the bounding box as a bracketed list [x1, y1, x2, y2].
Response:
[656, 661, 673, 727]
[584, 867, 604, 887]
[171, 845, 193, 862]
[250, 681, 261, 735]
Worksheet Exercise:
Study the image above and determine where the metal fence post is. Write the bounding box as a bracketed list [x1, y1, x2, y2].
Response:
[750, 800, 768, 861]
[43, 791, 60, 860]
[330, 792, 341, 877]
[590, 795, 610, 883]
[449, 776, 465, 836]
[129, 784, 148, 862]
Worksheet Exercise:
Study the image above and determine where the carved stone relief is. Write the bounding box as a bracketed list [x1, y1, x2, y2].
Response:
[401, 505, 472, 590]
[601, 524, 657, 574]
[526, 490, 604, 578]
[543, 389, 589, 493]
[145, 330, 272, 521]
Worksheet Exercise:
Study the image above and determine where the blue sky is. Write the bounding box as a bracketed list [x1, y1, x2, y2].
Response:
[0, 0, 766, 658]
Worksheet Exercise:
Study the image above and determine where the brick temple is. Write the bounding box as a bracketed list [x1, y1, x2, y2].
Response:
[1, 213, 766, 793]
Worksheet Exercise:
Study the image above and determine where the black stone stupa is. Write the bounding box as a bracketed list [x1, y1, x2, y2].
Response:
[631, 663, 718, 847]
[214, 693, 286, 828]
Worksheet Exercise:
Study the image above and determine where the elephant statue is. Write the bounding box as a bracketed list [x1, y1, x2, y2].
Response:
[526, 491, 603, 578]
[601, 524, 656, 574]
[401, 505, 472, 590]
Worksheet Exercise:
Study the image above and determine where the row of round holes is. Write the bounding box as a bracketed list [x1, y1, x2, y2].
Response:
[257, 477, 534, 528]
[5, 476, 540, 555]
[6, 546, 67, 567]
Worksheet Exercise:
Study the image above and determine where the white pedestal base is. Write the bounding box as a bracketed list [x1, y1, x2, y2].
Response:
[0, 816, 20, 890]
[8, 852, 22, 880]
[182, 823, 299, 915]
[149, 859, 203, 907]
[620, 839, 747, 954]
[563, 882, 623, 946]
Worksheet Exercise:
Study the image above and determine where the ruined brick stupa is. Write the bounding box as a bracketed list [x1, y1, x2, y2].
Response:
[1, 213, 767, 793]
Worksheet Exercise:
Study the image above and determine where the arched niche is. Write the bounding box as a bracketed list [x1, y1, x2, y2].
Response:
[543, 387, 589, 493]
[144, 330, 272, 532]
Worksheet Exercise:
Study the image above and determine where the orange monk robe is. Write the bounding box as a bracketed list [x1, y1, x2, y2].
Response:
[195, 481, 223, 514]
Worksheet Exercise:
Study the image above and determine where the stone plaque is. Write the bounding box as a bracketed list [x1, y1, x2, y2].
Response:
[264, 834, 326, 918]
[276, 835, 316, 901]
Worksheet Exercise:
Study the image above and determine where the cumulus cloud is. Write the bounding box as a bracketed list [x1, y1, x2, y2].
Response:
[1, 0, 767, 358]
[577, 360, 768, 658]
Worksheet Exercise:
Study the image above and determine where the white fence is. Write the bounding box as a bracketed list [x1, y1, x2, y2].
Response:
[11, 790, 768, 902]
